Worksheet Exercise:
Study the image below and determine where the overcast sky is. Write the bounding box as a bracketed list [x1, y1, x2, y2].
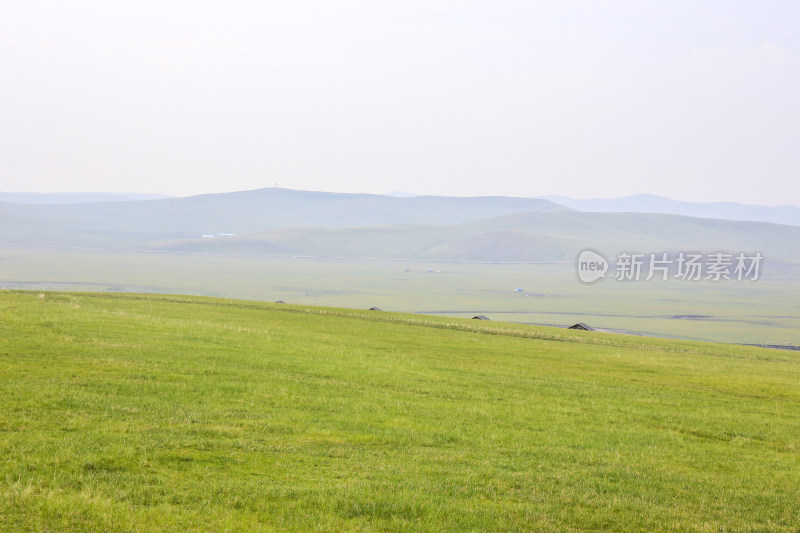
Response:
[1, 1, 798, 204]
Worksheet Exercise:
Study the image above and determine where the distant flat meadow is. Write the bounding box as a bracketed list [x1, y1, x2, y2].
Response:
[1, 245, 799, 345]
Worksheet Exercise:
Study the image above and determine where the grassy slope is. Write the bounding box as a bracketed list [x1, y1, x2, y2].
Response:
[1, 291, 799, 531]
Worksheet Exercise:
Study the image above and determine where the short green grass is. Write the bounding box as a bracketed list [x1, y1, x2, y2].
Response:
[2, 291, 800, 531]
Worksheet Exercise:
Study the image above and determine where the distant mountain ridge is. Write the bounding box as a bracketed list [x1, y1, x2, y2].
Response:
[2, 188, 799, 264]
[0, 187, 569, 245]
[6, 190, 797, 227]
[541, 194, 800, 227]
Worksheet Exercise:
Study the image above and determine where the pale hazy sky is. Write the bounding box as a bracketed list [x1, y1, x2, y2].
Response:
[1, 1, 798, 204]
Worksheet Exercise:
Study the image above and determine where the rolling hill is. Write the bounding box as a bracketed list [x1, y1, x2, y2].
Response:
[3, 187, 799, 263]
[2, 291, 799, 531]
[0, 188, 569, 246]
[543, 194, 800, 227]
[152, 210, 800, 263]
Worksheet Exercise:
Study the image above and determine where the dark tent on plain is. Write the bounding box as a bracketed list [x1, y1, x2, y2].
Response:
[368, 307, 382, 311]
[472, 315, 490, 320]
[568, 322, 593, 331]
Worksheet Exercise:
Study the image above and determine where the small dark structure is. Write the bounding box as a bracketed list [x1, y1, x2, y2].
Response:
[568, 322, 593, 331]
[368, 307, 382, 311]
[472, 315, 490, 320]
[275, 300, 286, 304]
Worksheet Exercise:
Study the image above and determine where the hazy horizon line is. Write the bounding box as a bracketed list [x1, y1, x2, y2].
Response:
[1, 187, 799, 208]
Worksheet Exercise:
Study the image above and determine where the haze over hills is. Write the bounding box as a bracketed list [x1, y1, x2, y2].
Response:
[6, 189, 797, 227]
[152, 211, 800, 263]
[542, 194, 800, 227]
[2, 187, 570, 230]
[3, 187, 799, 264]
[0, 192, 172, 204]
[0, 188, 568, 245]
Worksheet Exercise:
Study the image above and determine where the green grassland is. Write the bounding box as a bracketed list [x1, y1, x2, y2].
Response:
[2, 246, 799, 345]
[3, 188, 800, 347]
[2, 291, 800, 531]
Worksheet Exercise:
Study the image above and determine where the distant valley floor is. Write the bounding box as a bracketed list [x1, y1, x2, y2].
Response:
[2, 245, 799, 346]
